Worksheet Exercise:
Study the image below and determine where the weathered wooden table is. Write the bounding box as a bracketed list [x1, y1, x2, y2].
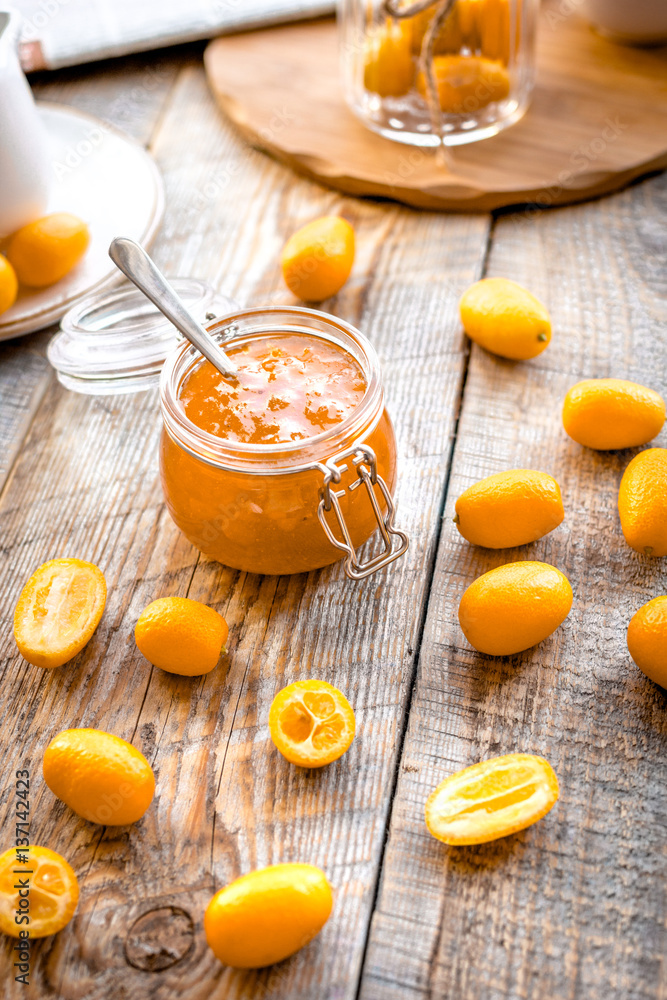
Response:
[1, 38, 665, 1000]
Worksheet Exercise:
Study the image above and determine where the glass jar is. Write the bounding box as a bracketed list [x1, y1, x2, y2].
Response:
[339, 0, 539, 147]
[159, 306, 409, 578]
[48, 280, 236, 395]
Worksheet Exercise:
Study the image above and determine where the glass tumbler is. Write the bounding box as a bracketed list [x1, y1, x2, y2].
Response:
[339, 0, 539, 147]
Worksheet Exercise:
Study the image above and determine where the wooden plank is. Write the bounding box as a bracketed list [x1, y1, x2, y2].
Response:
[0, 331, 52, 495]
[360, 173, 667, 1000]
[0, 63, 491, 998]
[0, 57, 181, 493]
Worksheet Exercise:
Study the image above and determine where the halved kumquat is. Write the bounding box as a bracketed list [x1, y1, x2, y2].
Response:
[269, 679, 355, 768]
[13, 558, 106, 668]
[0, 846, 79, 938]
[425, 753, 559, 846]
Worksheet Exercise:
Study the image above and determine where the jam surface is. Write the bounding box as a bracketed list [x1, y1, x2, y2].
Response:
[180, 333, 367, 445]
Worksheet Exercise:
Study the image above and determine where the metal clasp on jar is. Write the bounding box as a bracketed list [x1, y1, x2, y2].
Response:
[316, 443, 409, 580]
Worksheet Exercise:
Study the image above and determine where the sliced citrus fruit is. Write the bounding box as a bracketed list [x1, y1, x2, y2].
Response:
[13, 558, 106, 669]
[0, 846, 79, 938]
[268, 679, 355, 768]
[425, 753, 559, 845]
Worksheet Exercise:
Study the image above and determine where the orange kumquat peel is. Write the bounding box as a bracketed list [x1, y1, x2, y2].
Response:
[269, 679, 355, 768]
[281, 216, 355, 302]
[7, 212, 90, 288]
[0, 846, 79, 938]
[204, 863, 333, 968]
[43, 728, 155, 826]
[134, 596, 228, 676]
[425, 753, 559, 846]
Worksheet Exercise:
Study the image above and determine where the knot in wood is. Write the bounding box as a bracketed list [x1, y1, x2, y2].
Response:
[124, 906, 194, 971]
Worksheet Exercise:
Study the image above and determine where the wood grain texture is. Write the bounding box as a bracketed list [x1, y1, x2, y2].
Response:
[204, 8, 667, 212]
[2, 37, 665, 1000]
[0, 61, 490, 999]
[0, 331, 53, 495]
[360, 173, 667, 1000]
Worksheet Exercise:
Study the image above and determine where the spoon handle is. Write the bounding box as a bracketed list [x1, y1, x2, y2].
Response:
[109, 237, 238, 379]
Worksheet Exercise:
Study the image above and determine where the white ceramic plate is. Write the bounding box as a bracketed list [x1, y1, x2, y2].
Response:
[0, 103, 164, 341]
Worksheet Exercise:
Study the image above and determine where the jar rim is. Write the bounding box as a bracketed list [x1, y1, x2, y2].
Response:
[159, 305, 385, 473]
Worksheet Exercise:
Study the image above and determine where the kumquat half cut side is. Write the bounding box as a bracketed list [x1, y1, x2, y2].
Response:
[425, 753, 559, 846]
[269, 679, 356, 768]
[0, 846, 79, 938]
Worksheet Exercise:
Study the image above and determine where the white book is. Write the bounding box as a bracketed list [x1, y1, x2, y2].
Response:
[14, 0, 334, 70]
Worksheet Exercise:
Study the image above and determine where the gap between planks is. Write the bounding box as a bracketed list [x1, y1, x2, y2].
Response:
[351, 213, 498, 1000]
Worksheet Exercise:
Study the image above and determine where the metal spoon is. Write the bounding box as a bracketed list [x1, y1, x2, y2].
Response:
[108, 237, 238, 380]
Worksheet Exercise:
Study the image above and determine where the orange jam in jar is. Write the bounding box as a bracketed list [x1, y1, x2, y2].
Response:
[159, 307, 408, 577]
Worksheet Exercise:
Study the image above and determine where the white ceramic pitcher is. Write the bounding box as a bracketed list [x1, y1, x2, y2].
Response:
[0, 8, 50, 238]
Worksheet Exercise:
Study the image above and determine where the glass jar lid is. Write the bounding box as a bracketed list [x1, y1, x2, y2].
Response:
[47, 280, 238, 395]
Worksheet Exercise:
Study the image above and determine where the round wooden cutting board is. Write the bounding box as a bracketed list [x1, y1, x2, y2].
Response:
[204, 4, 667, 212]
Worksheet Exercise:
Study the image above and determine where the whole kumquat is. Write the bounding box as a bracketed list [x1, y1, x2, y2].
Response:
[417, 55, 510, 114]
[618, 448, 667, 557]
[459, 277, 551, 360]
[562, 378, 665, 450]
[204, 863, 333, 968]
[7, 212, 90, 287]
[454, 469, 564, 549]
[0, 254, 18, 315]
[134, 596, 228, 676]
[43, 728, 155, 826]
[364, 19, 415, 97]
[458, 560, 573, 656]
[627, 596, 667, 688]
[281, 216, 355, 302]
